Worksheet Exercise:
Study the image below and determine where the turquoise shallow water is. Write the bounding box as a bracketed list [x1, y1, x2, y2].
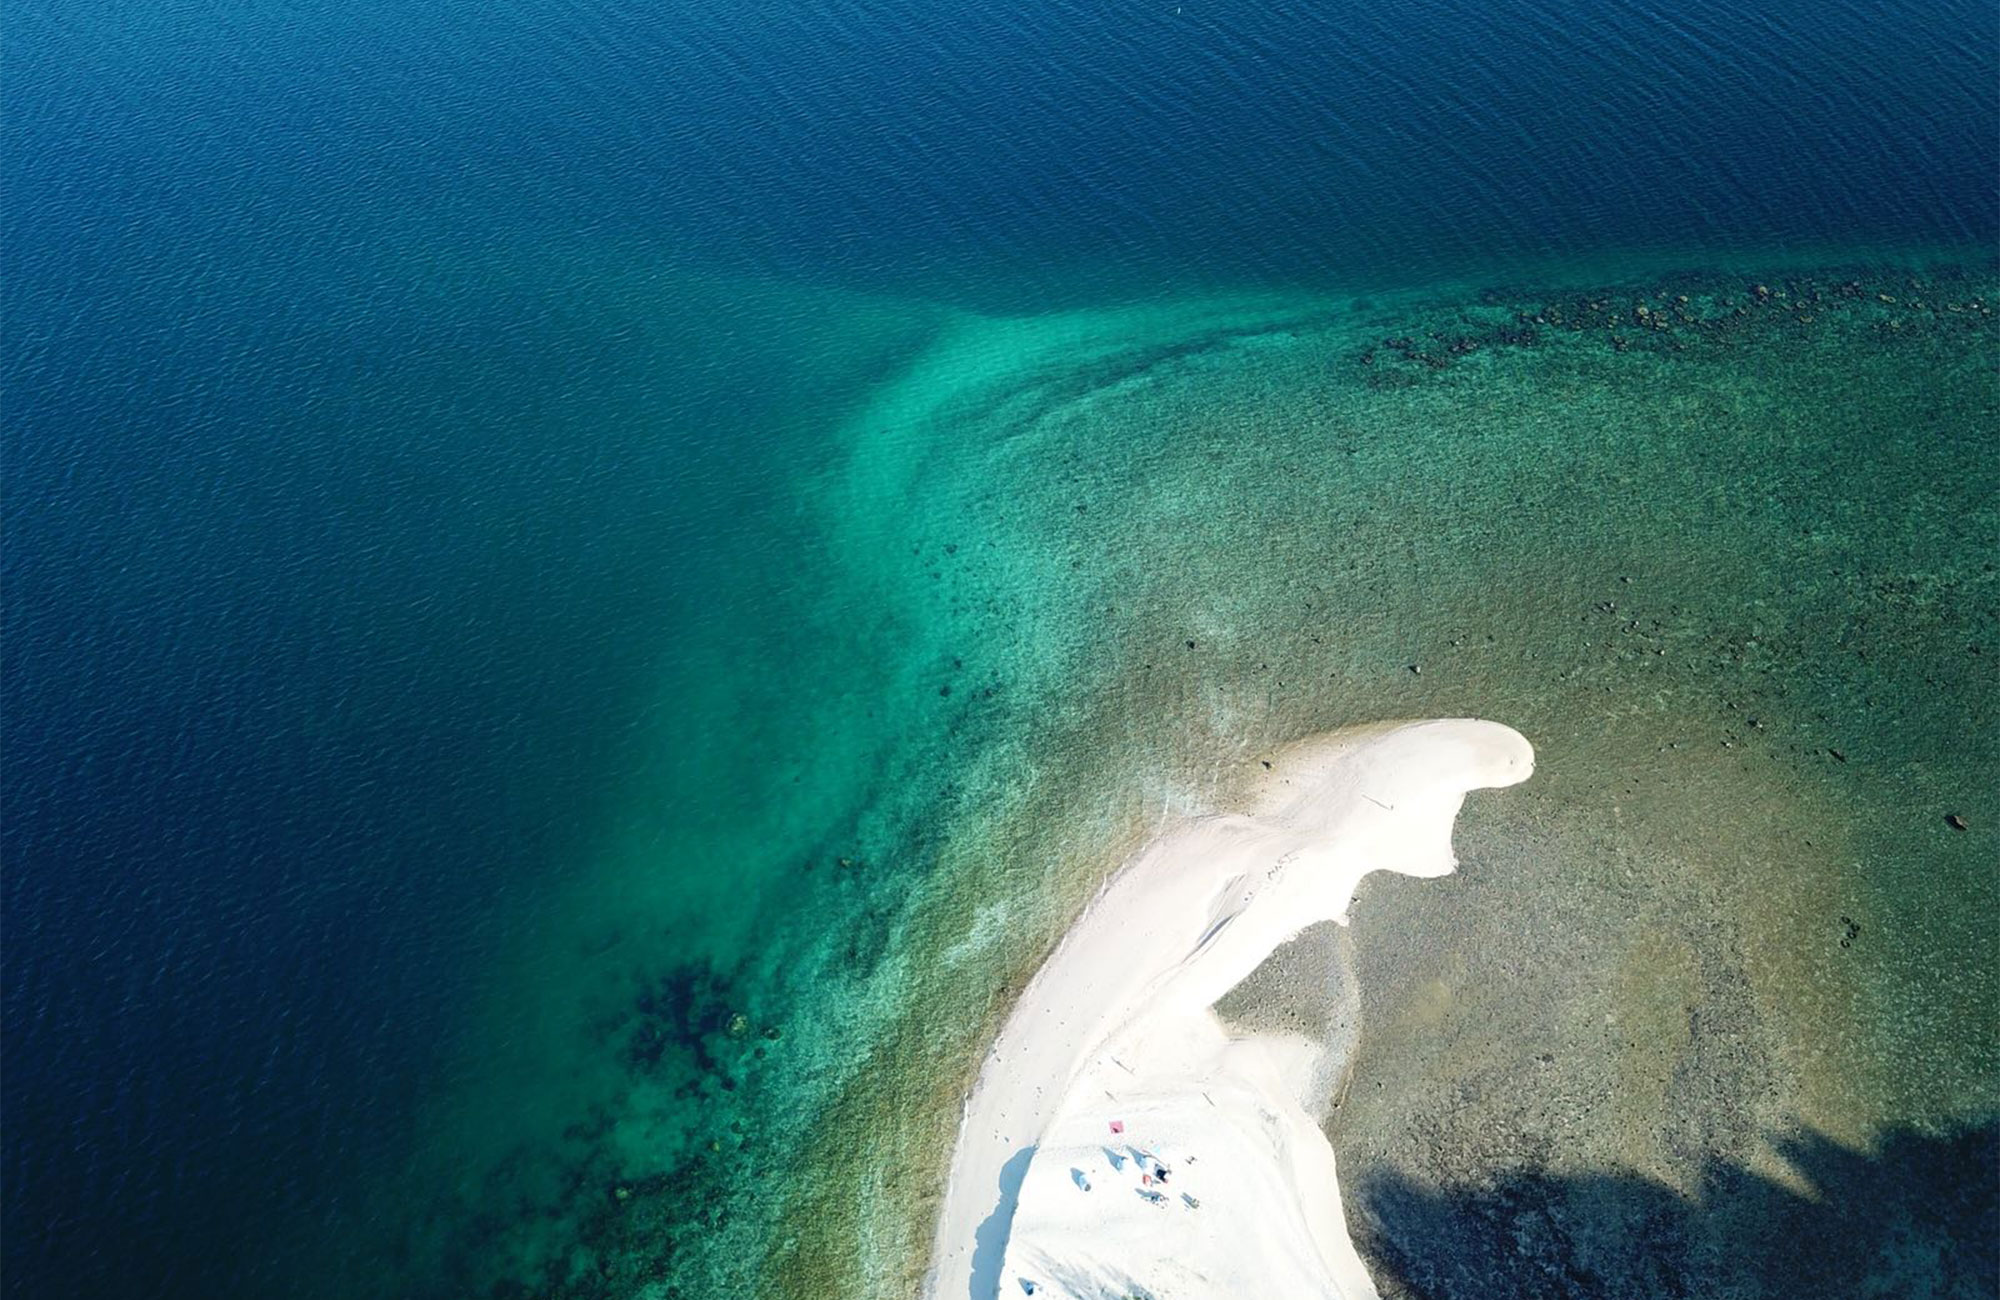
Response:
[293, 253, 1997, 1299]
[6, 0, 1997, 1294]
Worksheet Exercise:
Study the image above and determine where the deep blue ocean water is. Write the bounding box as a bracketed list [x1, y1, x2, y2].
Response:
[4, 0, 1994, 1296]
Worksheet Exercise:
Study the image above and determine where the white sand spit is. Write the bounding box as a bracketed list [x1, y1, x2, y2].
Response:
[924, 719, 1535, 1300]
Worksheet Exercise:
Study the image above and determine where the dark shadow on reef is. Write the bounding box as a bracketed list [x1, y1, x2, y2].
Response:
[1352, 1120, 1999, 1300]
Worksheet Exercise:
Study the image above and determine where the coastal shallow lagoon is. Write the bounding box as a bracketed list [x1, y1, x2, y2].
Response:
[6, 0, 1996, 1296]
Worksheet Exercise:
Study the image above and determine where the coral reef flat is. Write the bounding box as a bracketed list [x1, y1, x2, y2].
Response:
[328, 256, 1993, 1300]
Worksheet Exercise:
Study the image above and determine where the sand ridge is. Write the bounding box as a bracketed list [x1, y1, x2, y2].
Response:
[925, 719, 1535, 1300]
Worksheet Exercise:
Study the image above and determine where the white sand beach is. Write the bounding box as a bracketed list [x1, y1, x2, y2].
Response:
[924, 719, 1535, 1300]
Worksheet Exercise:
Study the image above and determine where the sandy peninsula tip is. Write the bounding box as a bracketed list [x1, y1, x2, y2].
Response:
[925, 719, 1534, 1300]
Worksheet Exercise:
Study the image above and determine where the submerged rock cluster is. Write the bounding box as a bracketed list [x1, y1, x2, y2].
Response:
[1357, 262, 1996, 381]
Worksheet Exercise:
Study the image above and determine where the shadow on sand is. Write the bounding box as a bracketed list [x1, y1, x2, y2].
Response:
[970, 1146, 1037, 1300]
[1349, 1119, 1999, 1299]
